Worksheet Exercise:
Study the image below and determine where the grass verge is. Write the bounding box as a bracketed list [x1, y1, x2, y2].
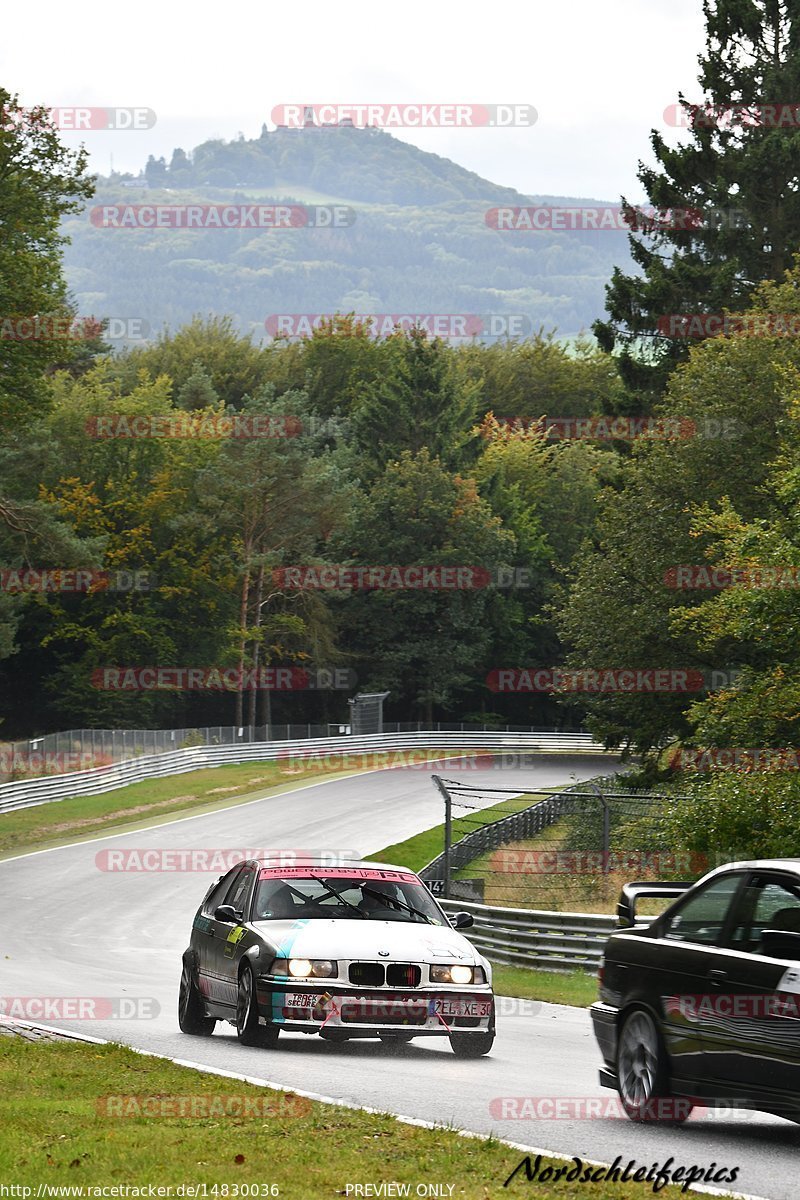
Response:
[375, 791, 549, 875]
[0, 1038, 689, 1199]
[0, 750, 484, 861]
[491, 965, 599, 1008]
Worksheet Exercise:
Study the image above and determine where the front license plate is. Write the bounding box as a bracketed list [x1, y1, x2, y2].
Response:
[433, 998, 492, 1018]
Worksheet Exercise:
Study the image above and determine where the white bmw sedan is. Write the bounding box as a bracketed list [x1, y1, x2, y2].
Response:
[179, 857, 495, 1056]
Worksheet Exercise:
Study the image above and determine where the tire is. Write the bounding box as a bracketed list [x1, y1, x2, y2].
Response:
[379, 1032, 415, 1045]
[449, 1030, 494, 1057]
[616, 1008, 692, 1123]
[236, 964, 279, 1047]
[178, 961, 216, 1037]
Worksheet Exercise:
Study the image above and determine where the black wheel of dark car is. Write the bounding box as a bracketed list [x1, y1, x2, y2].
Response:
[616, 1008, 692, 1123]
[236, 965, 278, 1047]
[449, 1030, 495, 1057]
[379, 1032, 415, 1045]
[178, 961, 215, 1036]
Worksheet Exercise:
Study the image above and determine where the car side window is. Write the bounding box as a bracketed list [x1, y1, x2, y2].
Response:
[226, 865, 255, 917]
[663, 874, 742, 945]
[730, 875, 800, 954]
[203, 867, 241, 916]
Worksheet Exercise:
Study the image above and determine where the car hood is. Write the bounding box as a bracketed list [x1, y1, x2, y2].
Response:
[250, 917, 479, 963]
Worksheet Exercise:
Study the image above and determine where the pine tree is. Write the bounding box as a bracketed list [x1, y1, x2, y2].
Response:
[595, 0, 800, 399]
[176, 361, 219, 411]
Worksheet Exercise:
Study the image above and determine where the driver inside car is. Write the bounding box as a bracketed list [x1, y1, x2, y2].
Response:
[357, 880, 400, 917]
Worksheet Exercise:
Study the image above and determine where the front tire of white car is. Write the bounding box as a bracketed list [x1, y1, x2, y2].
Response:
[236, 964, 279, 1048]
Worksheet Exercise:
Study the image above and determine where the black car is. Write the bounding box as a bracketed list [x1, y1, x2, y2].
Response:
[592, 860, 800, 1122]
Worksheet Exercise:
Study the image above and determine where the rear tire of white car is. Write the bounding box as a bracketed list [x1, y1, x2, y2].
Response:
[236, 964, 279, 1048]
[449, 1030, 494, 1057]
[178, 961, 216, 1037]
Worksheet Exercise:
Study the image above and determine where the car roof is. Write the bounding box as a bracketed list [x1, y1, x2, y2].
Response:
[250, 856, 417, 874]
[706, 859, 800, 872]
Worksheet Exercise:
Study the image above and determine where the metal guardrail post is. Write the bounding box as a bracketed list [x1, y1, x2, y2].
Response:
[432, 774, 452, 899]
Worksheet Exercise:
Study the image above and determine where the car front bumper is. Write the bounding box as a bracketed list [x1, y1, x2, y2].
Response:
[257, 978, 494, 1035]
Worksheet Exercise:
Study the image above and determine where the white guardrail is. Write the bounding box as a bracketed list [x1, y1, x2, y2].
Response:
[439, 898, 616, 973]
[0, 731, 609, 814]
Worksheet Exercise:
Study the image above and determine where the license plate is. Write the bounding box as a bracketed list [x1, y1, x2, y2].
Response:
[433, 998, 492, 1018]
[284, 992, 316, 1007]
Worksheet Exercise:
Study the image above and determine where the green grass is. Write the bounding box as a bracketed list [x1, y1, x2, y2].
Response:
[0, 1039, 689, 1199]
[492, 965, 599, 1007]
[376, 790, 550, 874]
[0, 749, 502, 861]
[0, 761, 334, 860]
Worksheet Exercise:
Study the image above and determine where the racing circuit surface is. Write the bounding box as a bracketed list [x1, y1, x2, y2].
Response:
[1, 755, 797, 1199]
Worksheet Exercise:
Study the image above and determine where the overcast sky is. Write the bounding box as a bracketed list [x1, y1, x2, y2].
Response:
[3, 0, 706, 200]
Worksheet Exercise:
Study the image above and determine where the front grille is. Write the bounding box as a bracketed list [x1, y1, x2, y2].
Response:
[349, 962, 385, 986]
[386, 963, 421, 988]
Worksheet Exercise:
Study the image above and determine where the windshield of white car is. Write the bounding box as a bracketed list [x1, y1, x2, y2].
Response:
[253, 872, 445, 924]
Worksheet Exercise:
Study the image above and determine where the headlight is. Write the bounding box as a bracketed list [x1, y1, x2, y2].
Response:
[430, 963, 475, 985]
[282, 958, 337, 979]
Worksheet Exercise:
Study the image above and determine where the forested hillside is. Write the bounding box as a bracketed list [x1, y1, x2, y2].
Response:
[61, 124, 635, 340]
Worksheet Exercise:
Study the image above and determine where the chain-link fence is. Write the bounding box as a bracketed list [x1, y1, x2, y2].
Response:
[422, 775, 702, 913]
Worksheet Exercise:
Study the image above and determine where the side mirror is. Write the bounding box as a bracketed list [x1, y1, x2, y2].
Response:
[762, 929, 800, 959]
[214, 904, 239, 923]
[449, 911, 474, 929]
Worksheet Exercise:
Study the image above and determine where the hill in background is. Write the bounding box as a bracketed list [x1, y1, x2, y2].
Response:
[62, 123, 636, 343]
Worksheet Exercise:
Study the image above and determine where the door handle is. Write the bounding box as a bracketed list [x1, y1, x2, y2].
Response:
[708, 969, 728, 984]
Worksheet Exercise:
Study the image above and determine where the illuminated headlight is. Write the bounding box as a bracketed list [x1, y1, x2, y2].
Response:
[271, 958, 337, 979]
[430, 963, 475, 985]
[289, 958, 337, 979]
